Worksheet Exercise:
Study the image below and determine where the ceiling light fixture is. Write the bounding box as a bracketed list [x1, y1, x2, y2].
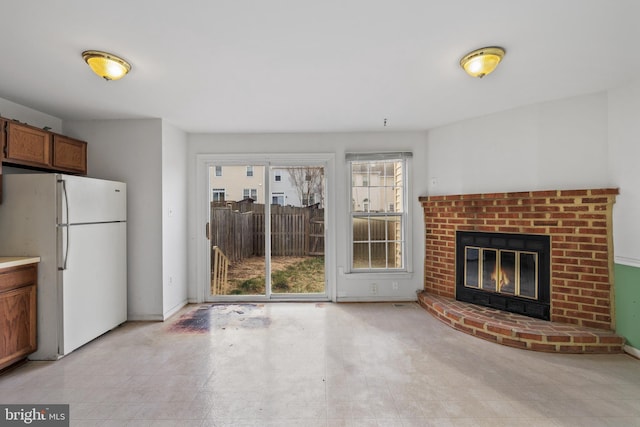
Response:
[460, 46, 505, 78]
[82, 50, 131, 81]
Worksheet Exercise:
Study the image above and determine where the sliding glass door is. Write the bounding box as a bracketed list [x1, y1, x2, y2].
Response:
[205, 159, 327, 300]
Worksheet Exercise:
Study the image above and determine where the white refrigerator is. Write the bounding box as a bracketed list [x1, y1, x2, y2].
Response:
[0, 173, 127, 360]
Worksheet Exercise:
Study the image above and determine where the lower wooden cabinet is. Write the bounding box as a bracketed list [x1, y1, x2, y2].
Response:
[0, 263, 37, 370]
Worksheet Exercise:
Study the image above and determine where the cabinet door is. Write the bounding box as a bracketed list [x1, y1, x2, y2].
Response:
[0, 284, 37, 370]
[52, 135, 87, 175]
[4, 122, 52, 168]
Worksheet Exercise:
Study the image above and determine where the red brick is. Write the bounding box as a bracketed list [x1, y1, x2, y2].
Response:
[550, 199, 576, 205]
[558, 345, 585, 353]
[583, 320, 611, 329]
[454, 323, 475, 334]
[582, 197, 609, 204]
[516, 332, 544, 340]
[600, 336, 625, 344]
[487, 325, 514, 336]
[547, 335, 571, 343]
[463, 318, 486, 329]
[560, 190, 588, 196]
[531, 343, 558, 352]
[573, 335, 598, 343]
[564, 205, 590, 212]
[501, 338, 528, 348]
[475, 330, 499, 342]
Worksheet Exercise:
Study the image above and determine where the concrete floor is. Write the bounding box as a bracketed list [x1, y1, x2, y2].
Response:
[1, 302, 639, 426]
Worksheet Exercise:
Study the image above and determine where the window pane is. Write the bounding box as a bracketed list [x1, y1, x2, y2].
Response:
[366, 187, 389, 212]
[352, 242, 370, 268]
[352, 187, 370, 212]
[352, 217, 369, 243]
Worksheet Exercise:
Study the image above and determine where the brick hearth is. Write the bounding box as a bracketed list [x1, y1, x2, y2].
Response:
[419, 189, 623, 353]
[418, 293, 624, 353]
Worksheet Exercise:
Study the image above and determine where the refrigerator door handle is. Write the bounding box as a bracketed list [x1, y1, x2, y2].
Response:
[58, 179, 70, 271]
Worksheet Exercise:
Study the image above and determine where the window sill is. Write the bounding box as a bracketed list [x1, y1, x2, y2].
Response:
[343, 271, 413, 280]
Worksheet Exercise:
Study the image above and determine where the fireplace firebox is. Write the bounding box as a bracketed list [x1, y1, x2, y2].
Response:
[456, 231, 550, 320]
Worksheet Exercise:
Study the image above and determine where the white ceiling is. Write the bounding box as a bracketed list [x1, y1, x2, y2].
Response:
[0, 0, 638, 133]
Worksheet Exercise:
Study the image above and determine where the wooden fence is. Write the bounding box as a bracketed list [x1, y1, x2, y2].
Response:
[210, 246, 229, 295]
[352, 217, 401, 268]
[210, 202, 325, 262]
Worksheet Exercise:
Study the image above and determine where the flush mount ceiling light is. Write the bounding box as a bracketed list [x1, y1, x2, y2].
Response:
[460, 46, 505, 78]
[82, 50, 131, 81]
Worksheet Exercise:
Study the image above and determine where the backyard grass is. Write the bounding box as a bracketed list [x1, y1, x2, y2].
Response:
[227, 256, 325, 295]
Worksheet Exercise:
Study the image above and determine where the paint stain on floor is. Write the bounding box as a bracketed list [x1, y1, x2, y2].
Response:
[168, 304, 270, 334]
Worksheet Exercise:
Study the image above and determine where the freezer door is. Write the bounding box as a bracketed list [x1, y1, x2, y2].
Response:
[59, 222, 127, 355]
[58, 174, 126, 224]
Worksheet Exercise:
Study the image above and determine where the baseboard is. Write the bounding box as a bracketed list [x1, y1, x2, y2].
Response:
[127, 314, 164, 321]
[615, 256, 640, 268]
[624, 344, 640, 359]
[336, 296, 418, 303]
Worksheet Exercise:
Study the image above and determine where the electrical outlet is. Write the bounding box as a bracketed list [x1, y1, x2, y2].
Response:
[370, 283, 378, 295]
[392, 281, 398, 290]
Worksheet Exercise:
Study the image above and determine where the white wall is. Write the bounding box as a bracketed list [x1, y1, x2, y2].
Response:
[188, 132, 428, 302]
[0, 97, 62, 133]
[426, 92, 609, 195]
[64, 119, 165, 320]
[608, 78, 640, 266]
[161, 121, 188, 317]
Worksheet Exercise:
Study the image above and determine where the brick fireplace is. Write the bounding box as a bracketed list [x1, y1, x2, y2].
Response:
[418, 189, 624, 353]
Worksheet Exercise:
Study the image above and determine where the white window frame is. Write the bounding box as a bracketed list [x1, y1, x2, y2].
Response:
[215, 166, 222, 177]
[272, 192, 285, 206]
[243, 188, 257, 200]
[246, 166, 254, 177]
[212, 188, 225, 201]
[346, 152, 412, 273]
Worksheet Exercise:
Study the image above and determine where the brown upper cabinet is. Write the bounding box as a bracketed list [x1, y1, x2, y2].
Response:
[4, 121, 52, 169]
[2, 121, 87, 175]
[52, 134, 87, 174]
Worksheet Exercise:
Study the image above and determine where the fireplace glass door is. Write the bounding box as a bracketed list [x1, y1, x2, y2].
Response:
[464, 247, 539, 300]
[456, 231, 550, 320]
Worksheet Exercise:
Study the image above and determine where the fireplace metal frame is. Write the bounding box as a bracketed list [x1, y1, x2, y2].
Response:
[455, 231, 551, 320]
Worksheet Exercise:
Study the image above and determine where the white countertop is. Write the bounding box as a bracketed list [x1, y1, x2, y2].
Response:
[0, 257, 41, 269]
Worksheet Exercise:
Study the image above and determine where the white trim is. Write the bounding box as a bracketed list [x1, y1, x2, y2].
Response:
[624, 344, 640, 360]
[337, 296, 418, 302]
[343, 272, 414, 280]
[615, 256, 640, 269]
[127, 314, 164, 321]
[346, 152, 413, 161]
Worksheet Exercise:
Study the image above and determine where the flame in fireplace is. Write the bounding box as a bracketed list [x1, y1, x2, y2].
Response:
[491, 266, 510, 290]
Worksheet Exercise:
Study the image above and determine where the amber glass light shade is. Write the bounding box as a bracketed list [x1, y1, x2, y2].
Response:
[82, 50, 131, 81]
[460, 47, 505, 78]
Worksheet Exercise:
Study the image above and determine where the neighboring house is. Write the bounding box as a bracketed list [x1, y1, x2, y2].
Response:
[209, 165, 265, 204]
[209, 165, 324, 207]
